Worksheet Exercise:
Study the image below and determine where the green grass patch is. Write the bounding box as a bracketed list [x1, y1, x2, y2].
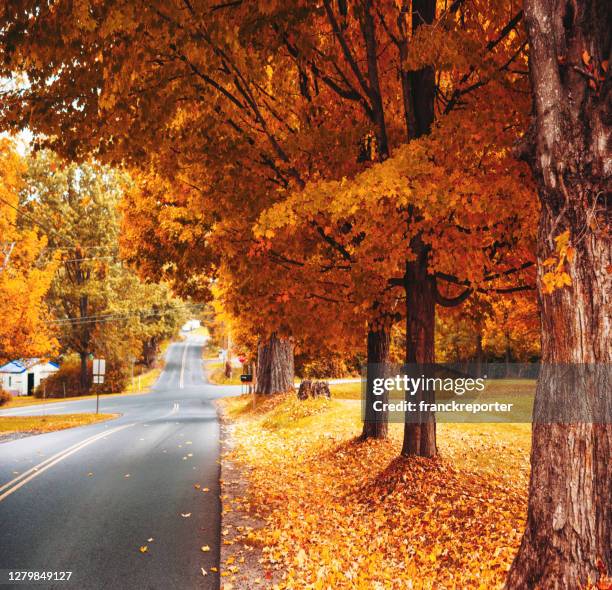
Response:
[329, 381, 362, 399]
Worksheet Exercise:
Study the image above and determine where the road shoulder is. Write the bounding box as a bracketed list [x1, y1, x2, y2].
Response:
[0, 414, 119, 444]
[217, 402, 280, 589]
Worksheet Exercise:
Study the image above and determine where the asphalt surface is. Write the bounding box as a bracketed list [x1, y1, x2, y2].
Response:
[0, 337, 241, 590]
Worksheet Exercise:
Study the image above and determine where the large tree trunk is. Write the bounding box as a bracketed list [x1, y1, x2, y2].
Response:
[506, 1, 611, 587]
[361, 327, 390, 440]
[401, 251, 437, 457]
[254, 333, 294, 395]
[399, 0, 438, 458]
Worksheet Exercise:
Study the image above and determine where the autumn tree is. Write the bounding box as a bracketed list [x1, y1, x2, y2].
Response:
[436, 291, 539, 369]
[0, 0, 407, 402]
[256, 0, 537, 449]
[482, 292, 540, 369]
[22, 151, 186, 393]
[21, 151, 127, 391]
[0, 1, 537, 433]
[0, 138, 57, 363]
[505, 0, 611, 587]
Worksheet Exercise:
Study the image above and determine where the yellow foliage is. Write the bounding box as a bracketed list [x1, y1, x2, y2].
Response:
[219, 395, 531, 589]
[541, 230, 575, 294]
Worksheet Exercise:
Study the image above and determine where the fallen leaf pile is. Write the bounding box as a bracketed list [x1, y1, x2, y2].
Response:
[219, 394, 531, 589]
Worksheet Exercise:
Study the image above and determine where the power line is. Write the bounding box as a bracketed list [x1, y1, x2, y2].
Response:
[61, 256, 116, 263]
[0, 194, 77, 251]
[45, 303, 206, 326]
[42, 246, 115, 253]
[47, 302, 204, 323]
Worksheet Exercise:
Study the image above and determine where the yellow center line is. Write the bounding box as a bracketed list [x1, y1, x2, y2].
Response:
[179, 342, 189, 389]
[0, 423, 133, 503]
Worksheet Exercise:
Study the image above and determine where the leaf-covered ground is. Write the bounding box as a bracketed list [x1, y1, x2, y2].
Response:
[217, 394, 531, 589]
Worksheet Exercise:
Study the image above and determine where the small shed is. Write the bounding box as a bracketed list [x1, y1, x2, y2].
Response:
[0, 359, 60, 396]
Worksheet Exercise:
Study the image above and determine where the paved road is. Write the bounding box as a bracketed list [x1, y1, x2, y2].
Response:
[0, 338, 240, 590]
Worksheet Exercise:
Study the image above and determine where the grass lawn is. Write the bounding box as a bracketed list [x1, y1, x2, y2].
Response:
[329, 381, 362, 399]
[0, 413, 118, 436]
[2, 366, 162, 409]
[206, 361, 243, 385]
[218, 392, 532, 589]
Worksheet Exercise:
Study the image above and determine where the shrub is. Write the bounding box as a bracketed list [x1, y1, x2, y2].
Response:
[34, 357, 82, 398]
[0, 389, 12, 406]
[34, 354, 132, 398]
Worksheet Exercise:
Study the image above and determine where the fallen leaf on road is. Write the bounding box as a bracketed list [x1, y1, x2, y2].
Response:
[147, 538, 154, 542]
[201, 568, 207, 576]
[182, 456, 187, 460]
[194, 484, 201, 490]
[203, 487, 210, 492]
[181, 513, 192, 518]
[124, 474, 131, 478]
[201, 545, 210, 552]
[210, 567, 218, 572]
[186, 441, 192, 445]
[187, 453, 193, 457]
[87, 472, 94, 477]
[139, 546, 148, 553]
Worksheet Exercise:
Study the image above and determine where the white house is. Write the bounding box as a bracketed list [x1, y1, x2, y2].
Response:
[0, 359, 60, 396]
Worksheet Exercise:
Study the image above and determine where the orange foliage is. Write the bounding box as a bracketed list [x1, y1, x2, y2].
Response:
[0, 139, 57, 363]
[220, 394, 530, 589]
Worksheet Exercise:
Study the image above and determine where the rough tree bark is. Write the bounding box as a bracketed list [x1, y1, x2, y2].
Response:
[297, 380, 331, 400]
[506, 0, 611, 587]
[401, 251, 437, 457]
[254, 333, 294, 395]
[361, 327, 391, 440]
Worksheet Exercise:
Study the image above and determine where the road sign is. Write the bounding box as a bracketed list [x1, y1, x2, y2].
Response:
[93, 375, 105, 384]
[240, 374, 253, 383]
[93, 359, 106, 375]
